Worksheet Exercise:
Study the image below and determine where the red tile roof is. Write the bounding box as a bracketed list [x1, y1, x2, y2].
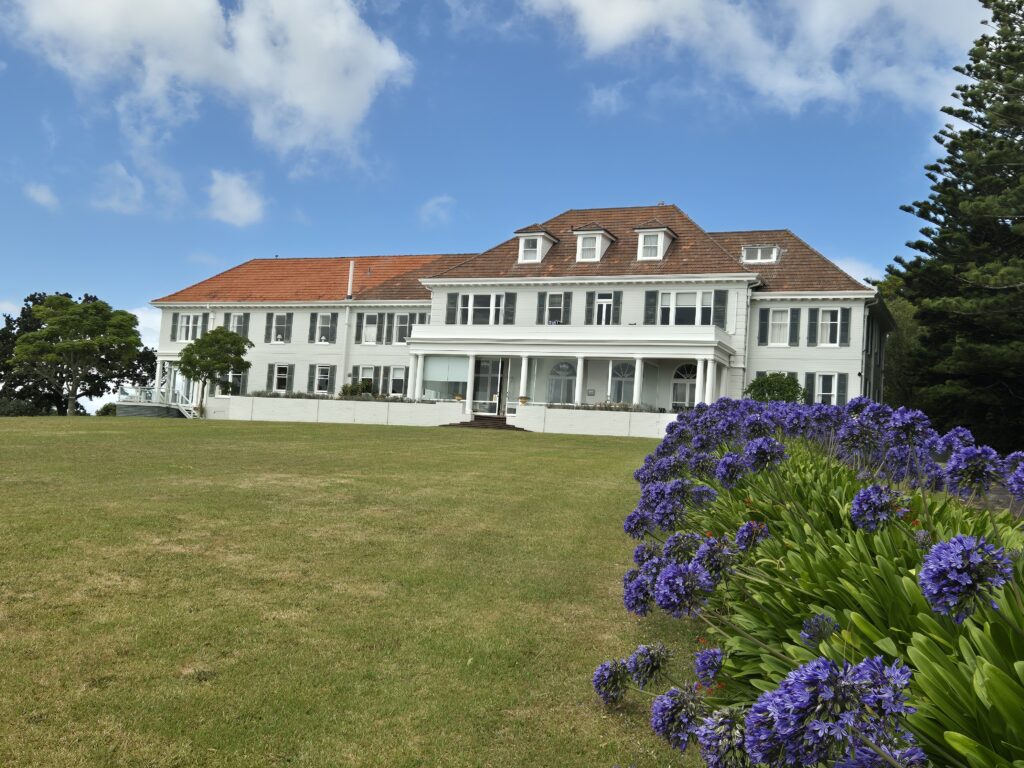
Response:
[434, 205, 752, 280]
[708, 230, 869, 292]
[152, 254, 472, 304]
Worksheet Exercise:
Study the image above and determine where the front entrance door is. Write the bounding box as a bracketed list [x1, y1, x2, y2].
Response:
[473, 358, 507, 415]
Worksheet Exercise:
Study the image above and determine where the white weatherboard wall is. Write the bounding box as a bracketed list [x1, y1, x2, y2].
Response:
[206, 397, 470, 427]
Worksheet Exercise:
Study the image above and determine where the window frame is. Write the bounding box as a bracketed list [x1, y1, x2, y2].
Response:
[394, 313, 410, 344]
[358, 366, 375, 387]
[657, 290, 711, 326]
[362, 313, 380, 345]
[577, 234, 599, 262]
[179, 313, 202, 342]
[519, 236, 540, 263]
[223, 370, 244, 396]
[816, 372, 836, 405]
[274, 364, 289, 393]
[818, 308, 840, 347]
[390, 366, 406, 396]
[768, 308, 791, 346]
[271, 313, 288, 344]
[546, 292, 564, 325]
[230, 314, 246, 336]
[610, 362, 636, 403]
[638, 232, 662, 261]
[595, 292, 615, 326]
[315, 364, 332, 394]
[315, 313, 332, 344]
[458, 293, 507, 326]
[741, 245, 779, 263]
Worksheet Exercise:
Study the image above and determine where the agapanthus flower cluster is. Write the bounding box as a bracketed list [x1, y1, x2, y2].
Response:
[651, 684, 707, 750]
[800, 613, 839, 648]
[734, 521, 769, 552]
[654, 560, 716, 618]
[694, 648, 723, 687]
[714, 453, 748, 489]
[919, 534, 1013, 623]
[626, 643, 671, 689]
[849, 485, 909, 532]
[741, 437, 786, 472]
[695, 707, 751, 768]
[1005, 451, 1024, 503]
[744, 656, 919, 766]
[694, 536, 735, 581]
[592, 658, 629, 704]
[623, 567, 654, 616]
[945, 445, 1004, 498]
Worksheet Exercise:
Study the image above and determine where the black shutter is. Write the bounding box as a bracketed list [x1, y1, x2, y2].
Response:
[201, 313, 209, 337]
[382, 366, 391, 396]
[351, 365, 359, 385]
[584, 291, 595, 325]
[170, 312, 179, 341]
[445, 293, 459, 325]
[241, 313, 250, 339]
[757, 308, 769, 346]
[307, 364, 316, 393]
[536, 292, 547, 324]
[284, 313, 293, 343]
[264, 313, 273, 343]
[223, 312, 232, 329]
[712, 290, 728, 329]
[385, 313, 394, 344]
[807, 308, 819, 346]
[266, 364, 274, 392]
[562, 292, 572, 324]
[839, 307, 851, 346]
[308, 313, 317, 343]
[643, 290, 658, 325]
[328, 366, 336, 393]
[354, 313, 364, 343]
[286, 364, 295, 392]
[804, 373, 815, 404]
[503, 292, 516, 324]
[240, 370, 248, 395]
[789, 308, 801, 347]
[329, 313, 339, 343]
[612, 291, 622, 325]
[372, 366, 381, 395]
[837, 373, 849, 405]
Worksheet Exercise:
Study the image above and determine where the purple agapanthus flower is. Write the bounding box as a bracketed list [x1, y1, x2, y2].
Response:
[714, 453, 748, 489]
[694, 648, 723, 687]
[623, 568, 654, 616]
[734, 521, 770, 551]
[592, 658, 629, 704]
[663, 532, 703, 564]
[742, 436, 787, 472]
[695, 707, 750, 768]
[945, 444, 1003, 498]
[626, 643, 671, 689]
[850, 485, 908, 532]
[1005, 451, 1024, 503]
[651, 684, 706, 750]
[919, 535, 1013, 623]
[800, 613, 839, 648]
[694, 536, 735, 582]
[654, 560, 716, 618]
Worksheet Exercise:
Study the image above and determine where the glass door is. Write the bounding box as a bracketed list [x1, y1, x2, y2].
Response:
[473, 358, 504, 415]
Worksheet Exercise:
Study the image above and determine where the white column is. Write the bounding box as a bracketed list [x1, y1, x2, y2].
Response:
[694, 358, 706, 405]
[632, 357, 644, 406]
[705, 359, 717, 404]
[574, 356, 585, 405]
[414, 354, 425, 401]
[408, 354, 418, 399]
[465, 354, 476, 414]
[519, 356, 529, 398]
[607, 359, 615, 402]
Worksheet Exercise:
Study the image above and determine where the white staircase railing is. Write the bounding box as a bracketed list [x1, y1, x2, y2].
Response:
[118, 387, 198, 418]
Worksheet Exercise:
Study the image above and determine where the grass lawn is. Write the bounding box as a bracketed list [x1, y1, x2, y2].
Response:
[0, 418, 696, 767]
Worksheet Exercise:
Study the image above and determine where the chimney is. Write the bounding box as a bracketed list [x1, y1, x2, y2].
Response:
[346, 260, 355, 299]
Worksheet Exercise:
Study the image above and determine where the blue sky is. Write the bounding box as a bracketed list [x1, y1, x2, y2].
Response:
[0, 0, 987, 346]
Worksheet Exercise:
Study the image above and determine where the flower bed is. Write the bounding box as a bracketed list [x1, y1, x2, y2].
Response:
[593, 397, 1024, 767]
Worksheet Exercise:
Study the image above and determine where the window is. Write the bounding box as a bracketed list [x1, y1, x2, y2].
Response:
[362, 313, 379, 344]
[547, 293, 563, 325]
[315, 365, 332, 394]
[359, 366, 374, 387]
[595, 292, 614, 325]
[222, 370, 244, 396]
[580, 235, 597, 261]
[390, 366, 406, 396]
[458, 294, 506, 325]
[819, 309, 840, 346]
[769, 309, 790, 345]
[394, 314, 410, 344]
[675, 293, 696, 325]
[272, 313, 288, 343]
[672, 364, 697, 410]
[230, 314, 245, 335]
[701, 293, 713, 325]
[521, 237, 539, 262]
[659, 292, 671, 325]
[742, 245, 779, 263]
[274, 364, 289, 392]
[179, 314, 202, 341]
[546, 361, 576, 404]
[817, 373, 835, 405]
[315, 313, 332, 344]
[641, 233, 660, 260]
[658, 292, 703, 325]
[610, 362, 635, 403]
[472, 294, 491, 325]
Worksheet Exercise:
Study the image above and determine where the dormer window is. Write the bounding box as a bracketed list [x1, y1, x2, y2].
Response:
[634, 224, 674, 261]
[580, 236, 597, 261]
[572, 224, 615, 263]
[742, 245, 779, 263]
[515, 227, 558, 264]
[641, 233, 659, 260]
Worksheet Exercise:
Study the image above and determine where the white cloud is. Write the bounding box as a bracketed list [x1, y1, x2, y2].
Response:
[207, 170, 264, 227]
[23, 182, 59, 210]
[128, 305, 161, 349]
[0, 299, 19, 316]
[521, 0, 984, 111]
[92, 162, 145, 214]
[5, 0, 413, 164]
[587, 82, 626, 115]
[833, 256, 883, 286]
[418, 194, 455, 225]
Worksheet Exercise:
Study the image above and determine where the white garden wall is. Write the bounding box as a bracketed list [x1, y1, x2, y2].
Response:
[206, 396, 470, 427]
[510, 404, 674, 439]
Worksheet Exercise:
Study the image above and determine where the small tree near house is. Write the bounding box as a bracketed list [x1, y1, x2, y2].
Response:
[176, 327, 253, 416]
[744, 372, 805, 403]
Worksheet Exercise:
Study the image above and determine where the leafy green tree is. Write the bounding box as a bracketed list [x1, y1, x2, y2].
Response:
[175, 327, 253, 416]
[10, 295, 147, 417]
[887, 0, 1024, 449]
[873, 275, 924, 408]
[744, 373, 805, 403]
[95, 402, 118, 417]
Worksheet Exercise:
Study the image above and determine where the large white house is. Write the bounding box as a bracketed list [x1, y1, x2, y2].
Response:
[129, 204, 889, 433]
